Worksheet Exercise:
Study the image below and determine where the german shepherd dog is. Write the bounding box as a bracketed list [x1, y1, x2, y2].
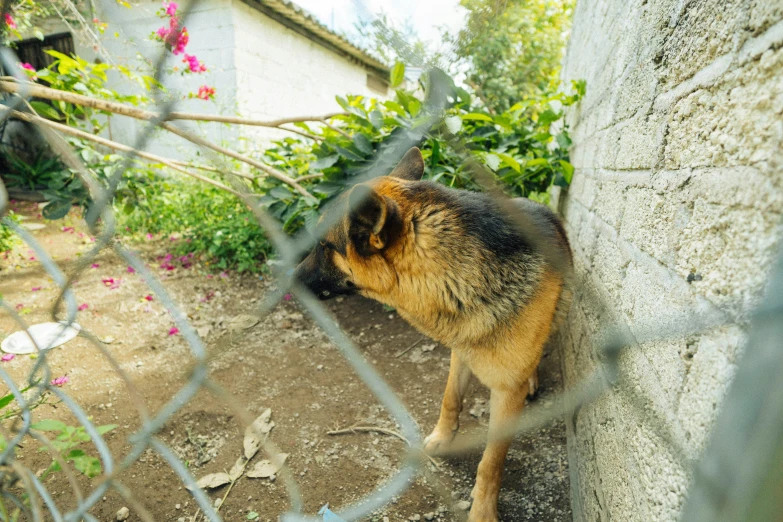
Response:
[295, 147, 573, 522]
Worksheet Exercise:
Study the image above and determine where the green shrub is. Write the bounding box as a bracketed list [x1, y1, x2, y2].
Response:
[0, 211, 21, 253]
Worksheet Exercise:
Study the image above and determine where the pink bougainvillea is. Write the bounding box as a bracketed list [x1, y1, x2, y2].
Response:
[168, 326, 180, 336]
[4, 13, 16, 29]
[196, 85, 216, 100]
[51, 376, 70, 386]
[164, 1, 178, 16]
[183, 53, 206, 73]
[1, 354, 15, 362]
[19, 62, 35, 71]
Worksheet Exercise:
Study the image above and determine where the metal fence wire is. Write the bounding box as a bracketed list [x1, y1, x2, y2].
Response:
[0, 3, 782, 521]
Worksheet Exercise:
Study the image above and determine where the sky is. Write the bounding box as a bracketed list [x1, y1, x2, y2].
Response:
[290, 0, 467, 51]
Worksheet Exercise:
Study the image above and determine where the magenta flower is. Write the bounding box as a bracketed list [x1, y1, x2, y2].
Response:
[31, 287, 41, 292]
[78, 303, 89, 311]
[144, 295, 154, 301]
[19, 62, 35, 72]
[102, 278, 122, 290]
[62, 226, 74, 233]
[196, 85, 216, 101]
[283, 293, 293, 301]
[91, 263, 100, 269]
[127, 266, 136, 274]
[1, 354, 15, 362]
[168, 327, 180, 336]
[164, 1, 178, 16]
[155, 26, 170, 39]
[183, 54, 206, 73]
[4, 13, 16, 29]
[146, 233, 154, 240]
[14, 304, 23, 311]
[51, 376, 70, 387]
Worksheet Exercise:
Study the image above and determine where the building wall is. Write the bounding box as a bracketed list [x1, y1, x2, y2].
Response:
[558, 1, 783, 520]
[231, 0, 388, 149]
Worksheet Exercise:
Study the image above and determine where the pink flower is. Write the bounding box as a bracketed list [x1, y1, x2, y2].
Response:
[183, 54, 206, 73]
[92, 17, 99, 23]
[170, 26, 189, 55]
[14, 304, 23, 311]
[62, 226, 74, 233]
[155, 25, 170, 39]
[19, 62, 35, 72]
[102, 278, 121, 289]
[31, 287, 41, 292]
[78, 303, 89, 311]
[4, 13, 16, 29]
[283, 293, 293, 301]
[91, 263, 100, 269]
[51, 376, 69, 386]
[146, 233, 154, 240]
[196, 85, 216, 101]
[127, 266, 136, 274]
[219, 271, 228, 279]
[1, 354, 15, 362]
[144, 295, 154, 301]
[164, 1, 178, 16]
[168, 327, 180, 336]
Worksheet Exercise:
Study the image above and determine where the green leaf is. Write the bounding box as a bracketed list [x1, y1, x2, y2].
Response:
[311, 183, 343, 197]
[0, 392, 16, 410]
[310, 155, 339, 170]
[97, 424, 118, 435]
[31, 419, 67, 432]
[485, 153, 500, 171]
[352, 134, 373, 155]
[30, 101, 60, 120]
[390, 62, 405, 87]
[270, 187, 292, 200]
[461, 113, 494, 122]
[498, 153, 521, 173]
[334, 146, 364, 162]
[247, 512, 259, 520]
[369, 110, 383, 129]
[71, 454, 101, 478]
[558, 160, 574, 184]
[42, 199, 72, 220]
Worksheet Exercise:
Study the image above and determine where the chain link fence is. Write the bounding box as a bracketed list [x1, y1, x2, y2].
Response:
[0, 2, 782, 521]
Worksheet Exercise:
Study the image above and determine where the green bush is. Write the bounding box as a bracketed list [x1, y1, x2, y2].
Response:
[0, 211, 21, 253]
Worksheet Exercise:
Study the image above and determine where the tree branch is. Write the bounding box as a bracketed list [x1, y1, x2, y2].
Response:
[0, 80, 319, 198]
[0, 106, 244, 197]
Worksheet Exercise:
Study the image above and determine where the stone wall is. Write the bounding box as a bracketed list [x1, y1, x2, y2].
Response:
[558, 1, 783, 520]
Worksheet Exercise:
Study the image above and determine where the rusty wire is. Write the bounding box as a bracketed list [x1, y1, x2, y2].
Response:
[0, 5, 779, 521]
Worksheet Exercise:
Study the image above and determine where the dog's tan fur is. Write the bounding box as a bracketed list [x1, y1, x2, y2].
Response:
[295, 148, 572, 521]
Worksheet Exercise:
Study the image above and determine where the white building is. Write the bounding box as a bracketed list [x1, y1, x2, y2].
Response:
[19, 0, 390, 158]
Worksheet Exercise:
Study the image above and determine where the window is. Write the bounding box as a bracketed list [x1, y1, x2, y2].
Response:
[15, 32, 75, 70]
[366, 73, 388, 96]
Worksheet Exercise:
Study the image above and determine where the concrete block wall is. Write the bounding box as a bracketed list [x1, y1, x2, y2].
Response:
[559, 1, 783, 520]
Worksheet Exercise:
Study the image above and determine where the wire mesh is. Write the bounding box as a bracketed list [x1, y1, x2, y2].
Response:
[0, 2, 780, 521]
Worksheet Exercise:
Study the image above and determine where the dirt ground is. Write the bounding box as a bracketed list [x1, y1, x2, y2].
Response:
[0, 203, 571, 522]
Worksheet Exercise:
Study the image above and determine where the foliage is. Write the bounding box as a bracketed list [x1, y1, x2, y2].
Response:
[450, 0, 574, 113]
[255, 66, 583, 237]
[0, 211, 21, 253]
[120, 181, 273, 273]
[30, 419, 117, 479]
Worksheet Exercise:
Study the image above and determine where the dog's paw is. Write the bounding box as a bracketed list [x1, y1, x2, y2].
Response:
[423, 427, 455, 455]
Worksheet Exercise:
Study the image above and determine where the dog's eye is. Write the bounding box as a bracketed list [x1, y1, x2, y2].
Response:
[320, 240, 336, 252]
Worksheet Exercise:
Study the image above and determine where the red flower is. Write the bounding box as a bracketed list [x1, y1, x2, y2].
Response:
[4, 13, 16, 29]
[168, 326, 180, 336]
[144, 295, 154, 301]
[196, 85, 216, 101]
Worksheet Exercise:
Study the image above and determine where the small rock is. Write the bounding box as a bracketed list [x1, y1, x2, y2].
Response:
[455, 500, 471, 511]
[175, 503, 181, 510]
[409, 515, 421, 521]
[280, 320, 293, 329]
[424, 514, 435, 521]
[116, 507, 130, 521]
[316, 364, 324, 370]
[214, 498, 222, 508]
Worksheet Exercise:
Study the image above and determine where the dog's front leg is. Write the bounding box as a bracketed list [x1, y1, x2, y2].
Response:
[423, 349, 472, 454]
[469, 385, 527, 522]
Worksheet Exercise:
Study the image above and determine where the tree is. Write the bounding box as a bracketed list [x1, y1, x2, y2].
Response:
[451, 0, 573, 113]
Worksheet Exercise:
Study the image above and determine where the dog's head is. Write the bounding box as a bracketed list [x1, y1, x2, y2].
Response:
[293, 147, 424, 300]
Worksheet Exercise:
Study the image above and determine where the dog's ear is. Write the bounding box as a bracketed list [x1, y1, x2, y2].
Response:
[348, 184, 399, 253]
[389, 147, 424, 181]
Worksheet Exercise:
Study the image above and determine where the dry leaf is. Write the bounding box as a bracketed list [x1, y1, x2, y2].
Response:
[187, 472, 231, 490]
[246, 453, 288, 479]
[230, 314, 260, 332]
[197, 325, 212, 338]
[243, 409, 275, 459]
[229, 456, 247, 481]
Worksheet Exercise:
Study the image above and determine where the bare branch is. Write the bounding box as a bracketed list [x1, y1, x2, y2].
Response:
[0, 106, 244, 197]
[0, 80, 315, 198]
